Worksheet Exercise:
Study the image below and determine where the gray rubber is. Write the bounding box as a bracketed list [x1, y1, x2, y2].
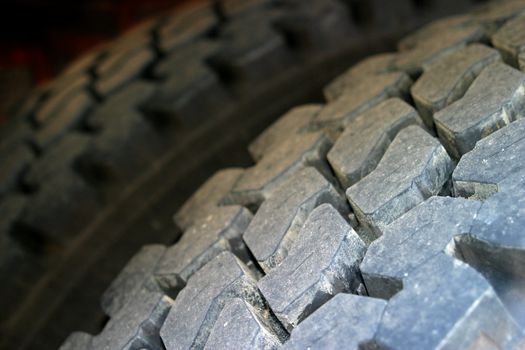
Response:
[242, 167, 347, 271]
[315, 71, 412, 128]
[258, 203, 365, 331]
[226, 130, 334, 208]
[410, 44, 502, 126]
[155, 205, 253, 293]
[327, 98, 423, 189]
[57, 1, 525, 349]
[346, 125, 453, 240]
[434, 61, 525, 158]
[283, 293, 387, 349]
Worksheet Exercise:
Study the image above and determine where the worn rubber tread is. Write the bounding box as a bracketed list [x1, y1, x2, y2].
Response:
[283, 294, 386, 350]
[242, 167, 347, 271]
[174, 168, 245, 231]
[258, 203, 365, 331]
[60, 291, 173, 350]
[204, 298, 284, 350]
[157, 4, 217, 54]
[346, 125, 453, 241]
[472, 0, 525, 34]
[371, 254, 523, 350]
[434, 61, 525, 158]
[452, 117, 525, 199]
[491, 14, 525, 66]
[33, 76, 90, 127]
[326, 52, 398, 84]
[360, 196, 481, 299]
[155, 205, 253, 293]
[227, 130, 334, 207]
[79, 4, 525, 350]
[101, 244, 167, 318]
[248, 104, 322, 162]
[9, 1, 525, 349]
[34, 91, 94, 150]
[327, 98, 423, 188]
[394, 22, 486, 76]
[159, 251, 282, 350]
[411, 44, 502, 126]
[397, 14, 474, 51]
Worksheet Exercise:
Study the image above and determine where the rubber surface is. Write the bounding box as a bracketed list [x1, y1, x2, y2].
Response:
[53, 1, 525, 349]
[3, 0, 524, 349]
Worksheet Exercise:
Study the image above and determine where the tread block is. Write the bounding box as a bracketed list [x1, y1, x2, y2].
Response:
[154, 41, 219, 78]
[468, 176, 525, 255]
[316, 72, 412, 130]
[491, 14, 525, 67]
[0, 144, 33, 197]
[327, 98, 423, 189]
[59, 332, 92, 350]
[174, 168, 244, 230]
[283, 294, 386, 350]
[118, 16, 159, 44]
[346, 126, 453, 241]
[58, 49, 101, 80]
[411, 44, 501, 126]
[204, 298, 285, 349]
[473, 0, 525, 35]
[95, 47, 155, 97]
[149, 66, 229, 127]
[372, 253, 523, 350]
[25, 134, 90, 187]
[14, 85, 49, 123]
[394, 23, 485, 76]
[160, 251, 269, 350]
[101, 244, 166, 317]
[49, 72, 92, 102]
[158, 5, 217, 53]
[20, 168, 99, 242]
[326, 52, 397, 86]
[461, 175, 525, 326]
[243, 167, 347, 272]
[397, 15, 472, 51]
[452, 121, 525, 325]
[208, 13, 293, 85]
[20, 135, 101, 241]
[33, 75, 90, 126]
[434, 62, 525, 158]
[323, 69, 411, 105]
[360, 196, 481, 299]
[258, 204, 365, 331]
[152, 41, 226, 122]
[452, 118, 525, 199]
[34, 90, 94, 150]
[86, 84, 168, 183]
[155, 206, 252, 293]
[248, 104, 322, 161]
[95, 33, 150, 76]
[60, 291, 173, 350]
[227, 131, 333, 207]
[86, 81, 156, 130]
[273, 0, 354, 51]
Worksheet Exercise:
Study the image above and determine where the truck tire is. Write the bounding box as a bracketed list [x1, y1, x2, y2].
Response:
[3, 0, 524, 349]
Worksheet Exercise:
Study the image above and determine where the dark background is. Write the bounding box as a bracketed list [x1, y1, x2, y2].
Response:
[0, 0, 191, 124]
